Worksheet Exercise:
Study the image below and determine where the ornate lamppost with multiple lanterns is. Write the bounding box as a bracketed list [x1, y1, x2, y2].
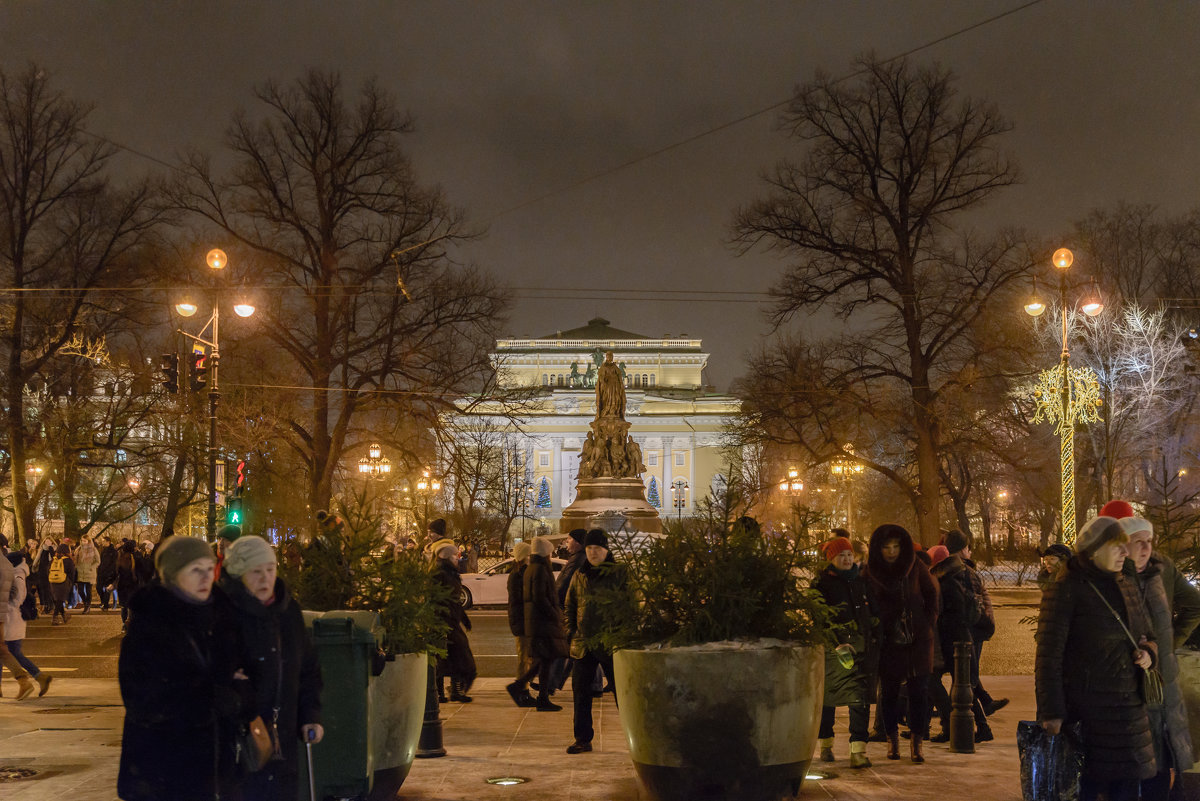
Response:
[829, 445, 864, 534]
[358, 443, 392, 480]
[173, 249, 255, 541]
[416, 468, 441, 530]
[671, 478, 689, 520]
[1024, 247, 1104, 546]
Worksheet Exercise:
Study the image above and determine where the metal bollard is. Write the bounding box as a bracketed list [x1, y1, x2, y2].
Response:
[416, 660, 446, 758]
[949, 641, 975, 753]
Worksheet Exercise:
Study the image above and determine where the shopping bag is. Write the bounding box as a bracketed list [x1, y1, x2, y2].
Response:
[1016, 720, 1084, 801]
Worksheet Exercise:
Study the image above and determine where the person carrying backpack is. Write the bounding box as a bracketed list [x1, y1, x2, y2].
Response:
[48, 544, 76, 625]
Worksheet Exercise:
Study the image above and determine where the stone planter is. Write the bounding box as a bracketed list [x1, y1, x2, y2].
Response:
[614, 641, 824, 801]
[366, 651, 429, 799]
[1176, 651, 1200, 773]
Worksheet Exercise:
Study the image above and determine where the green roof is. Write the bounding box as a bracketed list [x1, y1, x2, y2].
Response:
[538, 317, 651, 340]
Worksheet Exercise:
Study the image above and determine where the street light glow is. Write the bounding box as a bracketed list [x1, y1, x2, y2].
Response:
[206, 248, 228, 270]
[233, 303, 255, 318]
[1052, 247, 1073, 270]
[175, 302, 198, 317]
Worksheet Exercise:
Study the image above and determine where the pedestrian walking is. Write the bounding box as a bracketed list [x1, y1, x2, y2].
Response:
[220, 535, 323, 801]
[1036, 515, 1158, 801]
[4, 551, 52, 698]
[74, 534, 100, 614]
[950, 530, 1009, 732]
[508, 536, 567, 711]
[97, 536, 118, 611]
[864, 524, 939, 764]
[34, 538, 55, 614]
[555, 528, 588, 606]
[564, 529, 628, 755]
[428, 537, 477, 702]
[116, 540, 145, 630]
[505, 541, 535, 707]
[1119, 515, 1194, 800]
[928, 540, 988, 742]
[117, 536, 246, 801]
[812, 535, 879, 769]
[1037, 543, 1072, 592]
[48, 543, 76, 625]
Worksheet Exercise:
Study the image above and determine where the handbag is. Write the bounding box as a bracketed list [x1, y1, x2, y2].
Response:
[235, 715, 275, 775]
[1016, 720, 1084, 801]
[888, 611, 914, 646]
[1085, 580, 1164, 707]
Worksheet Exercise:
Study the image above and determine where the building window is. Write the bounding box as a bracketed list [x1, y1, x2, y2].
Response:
[633, 374, 641, 388]
[539, 452, 550, 467]
[642, 374, 648, 386]
[675, 452, 685, 467]
[649, 374, 655, 386]
[557, 374, 564, 387]
[648, 453, 658, 467]
[542, 374, 548, 386]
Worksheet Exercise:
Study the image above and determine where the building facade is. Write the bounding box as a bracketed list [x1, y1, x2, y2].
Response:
[446, 318, 741, 531]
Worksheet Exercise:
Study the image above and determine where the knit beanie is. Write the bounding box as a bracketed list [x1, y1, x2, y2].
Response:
[513, 541, 531, 561]
[427, 518, 447, 538]
[944, 529, 970, 554]
[584, 529, 608, 549]
[217, 524, 242, 543]
[531, 536, 553, 557]
[1041, 544, 1072, 560]
[1120, 517, 1153, 538]
[1076, 515, 1125, 555]
[1099, 500, 1136, 520]
[155, 536, 215, 585]
[821, 536, 853, 562]
[222, 535, 276, 577]
[568, 528, 587, 545]
[928, 545, 950, 567]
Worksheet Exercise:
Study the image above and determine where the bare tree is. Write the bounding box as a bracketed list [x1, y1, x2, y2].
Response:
[0, 66, 163, 543]
[733, 56, 1027, 543]
[171, 70, 508, 523]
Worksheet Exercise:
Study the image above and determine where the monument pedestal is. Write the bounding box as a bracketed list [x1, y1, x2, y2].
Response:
[560, 477, 662, 534]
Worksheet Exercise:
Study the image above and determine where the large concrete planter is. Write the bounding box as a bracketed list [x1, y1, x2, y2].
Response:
[366, 651, 429, 799]
[614, 641, 824, 801]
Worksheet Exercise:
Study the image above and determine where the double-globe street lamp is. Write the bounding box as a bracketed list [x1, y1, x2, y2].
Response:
[175, 248, 255, 541]
[1024, 247, 1104, 546]
[416, 468, 441, 530]
[671, 478, 689, 520]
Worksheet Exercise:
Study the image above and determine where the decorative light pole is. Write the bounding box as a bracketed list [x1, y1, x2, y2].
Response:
[1025, 247, 1104, 545]
[671, 478, 689, 520]
[174, 248, 255, 541]
[830, 445, 864, 534]
[358, 442, 392, 480]
[415, 468, 441, 529]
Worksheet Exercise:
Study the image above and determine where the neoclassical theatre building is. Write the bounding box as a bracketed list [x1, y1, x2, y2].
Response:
[446, 318, 741, 530]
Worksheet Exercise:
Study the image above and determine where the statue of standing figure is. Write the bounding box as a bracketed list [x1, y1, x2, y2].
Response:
[596, 351, 626, 419]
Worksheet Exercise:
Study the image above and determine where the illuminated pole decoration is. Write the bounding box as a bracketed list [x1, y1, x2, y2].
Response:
[1025, 248, 1104, 545]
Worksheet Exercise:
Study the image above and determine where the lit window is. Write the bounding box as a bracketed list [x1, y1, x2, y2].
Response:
[642, 374, 648, 386]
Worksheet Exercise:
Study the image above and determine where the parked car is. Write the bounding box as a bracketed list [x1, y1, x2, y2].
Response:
[458, 557, 567, 608]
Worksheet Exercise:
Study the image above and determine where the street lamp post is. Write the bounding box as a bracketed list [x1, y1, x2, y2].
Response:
[415, 468, 441, 530]
[671, 478, 689, 520]
[174, 248, 255, 541]
[1025, 248, 1104, 546]
[830, 445, 864, 534]
[358, 442, 393, 480]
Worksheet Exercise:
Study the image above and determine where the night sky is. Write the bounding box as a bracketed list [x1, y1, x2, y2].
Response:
[4, 1, 1198, 389]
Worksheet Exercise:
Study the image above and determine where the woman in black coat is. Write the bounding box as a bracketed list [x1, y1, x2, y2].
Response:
[508, 536, 568, 711]
[219, 535, 323, 801]
[429, 539, 477, 702]
[1036, 516, 1158, 801]
[97, 538, 118, 611]
[812, 535, 879, 768]
[864, 524, 939, 764]
[118, 537, 246, 801]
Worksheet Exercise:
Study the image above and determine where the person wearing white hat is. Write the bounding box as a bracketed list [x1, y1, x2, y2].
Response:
[219, 535, 323, 801]
[429, 535, 476, 703]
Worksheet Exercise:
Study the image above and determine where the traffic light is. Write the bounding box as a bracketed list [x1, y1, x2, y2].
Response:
[159, 354, 179, 394]
[189, 353, 208, 392]
[226, 495, 243, 526]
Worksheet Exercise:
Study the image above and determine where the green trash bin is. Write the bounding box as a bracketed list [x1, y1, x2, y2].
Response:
[298, 611, 428, 801]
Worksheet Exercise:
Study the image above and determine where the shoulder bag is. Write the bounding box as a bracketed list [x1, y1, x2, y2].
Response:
[1085, 580, 1164, 707]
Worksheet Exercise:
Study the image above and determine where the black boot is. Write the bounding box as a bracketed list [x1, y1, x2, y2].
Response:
[449, 679, 473, 703]
[437, 676, 448, 704]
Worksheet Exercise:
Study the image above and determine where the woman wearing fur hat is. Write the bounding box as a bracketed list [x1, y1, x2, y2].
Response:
[118, 536, 246, 801]
[864, 524, 939, 763]
[429, 537, 477, 702]
[812, 535, 879, 768]
[1036, 515, 1159, 801]
[1120, 516, 1195, 800]
[219, 535, 323, 801]
[508, 536, 568, 711]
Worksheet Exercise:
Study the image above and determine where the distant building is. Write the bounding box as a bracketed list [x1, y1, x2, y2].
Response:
[444, 318, 741, 534]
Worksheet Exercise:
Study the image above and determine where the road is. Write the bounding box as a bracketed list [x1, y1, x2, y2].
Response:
[15, 603, 521, 680]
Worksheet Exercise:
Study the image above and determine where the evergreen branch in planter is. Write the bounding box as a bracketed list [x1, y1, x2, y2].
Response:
[289, 488, 450, 656]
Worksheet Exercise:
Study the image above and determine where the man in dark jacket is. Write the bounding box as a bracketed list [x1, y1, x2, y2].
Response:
[97, 536, 118, 611]
[947, 530, 1010, 726]
[506, 541, 534, 706]
[220, 535, 323, 801]
[508, 536, 568, 711]
[812, 536, 878, 768]
[929, 542, 991, 743]
[564, 529, 628, 755]
[555, 528, 588, 606]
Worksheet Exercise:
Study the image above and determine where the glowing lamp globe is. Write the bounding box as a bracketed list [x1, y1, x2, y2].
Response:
[175, 302, 198, 317]
[1052, 248, 1074, 270]
[233, 303, 255, 318]
[206, 249, 228, 271]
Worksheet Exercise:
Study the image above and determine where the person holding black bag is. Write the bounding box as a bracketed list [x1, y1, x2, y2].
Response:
[1035, 515, 1158, 801]
[864, 524, 939, 764]
[507, 536, 567, 711]
[219, 535, 323, 801]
